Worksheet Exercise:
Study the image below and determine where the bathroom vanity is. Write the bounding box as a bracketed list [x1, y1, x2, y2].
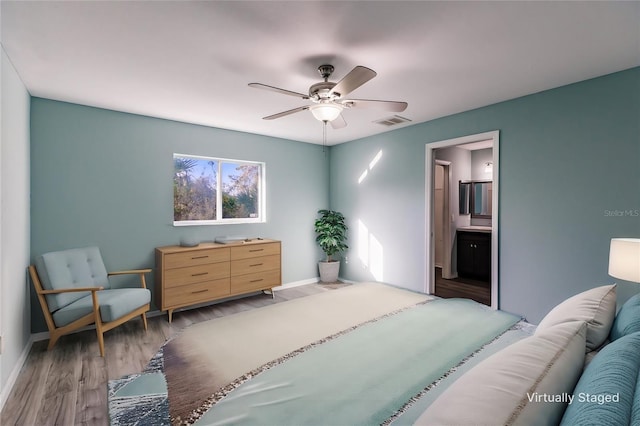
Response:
[456, 227, 491, 282]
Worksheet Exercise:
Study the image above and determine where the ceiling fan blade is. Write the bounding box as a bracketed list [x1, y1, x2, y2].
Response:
[263, 106, 309, 120]
[249, 83, 309, 99]
[329, 66, 377, 98]
[341, 99, 408, 112]
[330, 114, 347, 129]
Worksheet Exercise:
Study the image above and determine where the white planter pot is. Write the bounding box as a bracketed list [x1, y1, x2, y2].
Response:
[318, 261, 340, 283]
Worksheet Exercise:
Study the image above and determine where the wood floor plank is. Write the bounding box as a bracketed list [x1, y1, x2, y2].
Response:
[0, 341, 51, 425]
[0, 283, 335, 425]
[75, 348, 108, 426]
[34, 338, 82, 425]
[35, 392, 79, 426]
[434, 267, 491, 306]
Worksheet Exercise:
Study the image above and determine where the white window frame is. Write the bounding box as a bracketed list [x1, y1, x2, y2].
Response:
[173, 153, 266, 226]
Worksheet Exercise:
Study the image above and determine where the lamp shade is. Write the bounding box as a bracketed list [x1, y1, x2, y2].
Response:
[310, 103, 343, 122]
[609, 238, 640, 283]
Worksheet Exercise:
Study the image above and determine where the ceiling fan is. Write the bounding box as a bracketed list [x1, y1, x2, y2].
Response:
[248, 64, 408, 129]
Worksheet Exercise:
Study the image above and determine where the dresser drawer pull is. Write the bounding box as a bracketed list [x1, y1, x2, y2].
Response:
[250, 278, 264, 283]
[191, 255, 209, 260]
[191, 289, 209, 294]
[249, 249, 264, 252]
[191, 272, 209, 277]
[249, 263, 263, 267]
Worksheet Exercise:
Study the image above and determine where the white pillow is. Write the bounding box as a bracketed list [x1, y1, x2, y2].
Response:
[414, 321, 586, 426]
[535, 284, 616, 352]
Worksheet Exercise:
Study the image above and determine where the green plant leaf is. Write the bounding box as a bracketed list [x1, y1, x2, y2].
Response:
[314, 209, 349, 262]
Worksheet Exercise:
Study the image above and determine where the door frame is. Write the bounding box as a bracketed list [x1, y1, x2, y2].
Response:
[425, 130, 500, 309]
[434, 160, 452, 278]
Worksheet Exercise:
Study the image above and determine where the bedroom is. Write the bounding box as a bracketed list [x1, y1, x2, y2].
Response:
[1, 1, 639, 424]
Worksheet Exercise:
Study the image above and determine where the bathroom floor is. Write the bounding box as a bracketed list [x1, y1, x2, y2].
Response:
[434, 267, 491, 306]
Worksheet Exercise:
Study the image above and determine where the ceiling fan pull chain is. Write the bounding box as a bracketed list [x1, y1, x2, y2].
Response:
[323, 120, 327, 153]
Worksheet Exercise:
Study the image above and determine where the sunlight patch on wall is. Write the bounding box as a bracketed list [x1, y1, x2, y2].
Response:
[357, 150, 383, 185]
[369, 150, 383, 169]
[358, 169, 368, 184]
[357, 218, 384, 281]
[358, 219, 369, 267]
[369, 234, 384, 281]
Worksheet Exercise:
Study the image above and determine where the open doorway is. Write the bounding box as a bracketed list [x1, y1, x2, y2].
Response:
[425, 131, 499, 309]
[434, 160, 452, 278]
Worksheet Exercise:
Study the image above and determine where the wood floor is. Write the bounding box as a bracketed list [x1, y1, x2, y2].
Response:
[0, 284, 337, 426]
[434, 267, 491, 306]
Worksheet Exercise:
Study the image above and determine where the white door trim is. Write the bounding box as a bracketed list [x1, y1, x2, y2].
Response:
[425, 130, 500, 309]
[435, 160, 452, 278]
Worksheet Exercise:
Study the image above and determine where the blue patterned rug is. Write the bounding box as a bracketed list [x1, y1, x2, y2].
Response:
[108, 350, 170, 425]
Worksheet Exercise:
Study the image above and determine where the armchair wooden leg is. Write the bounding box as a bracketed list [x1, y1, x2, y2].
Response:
[95, 320, 105, 357]
[141, 312, 148, 331]
[91, 292, 106, 357]
[47, 332, 61, 351]
[91, 322, 104, 357]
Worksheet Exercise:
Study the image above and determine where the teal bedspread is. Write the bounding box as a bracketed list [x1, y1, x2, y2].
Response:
[194, 298, 520, 426]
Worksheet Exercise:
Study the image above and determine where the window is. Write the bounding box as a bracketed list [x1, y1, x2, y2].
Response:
[173, 153, 265, 225]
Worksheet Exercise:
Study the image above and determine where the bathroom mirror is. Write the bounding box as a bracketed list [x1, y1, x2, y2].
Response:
[459, 181, 471, 215]
[472, 181, 493, 218]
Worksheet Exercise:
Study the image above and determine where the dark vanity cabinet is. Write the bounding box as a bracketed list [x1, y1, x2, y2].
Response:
[457, 231, 491, 281]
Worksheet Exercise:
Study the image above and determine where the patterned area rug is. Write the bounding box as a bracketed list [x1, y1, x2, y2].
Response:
[108, 350, 170, 425]
[109, 282, 430, 425]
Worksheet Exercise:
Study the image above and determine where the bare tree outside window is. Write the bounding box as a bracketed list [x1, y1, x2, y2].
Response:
[173, 154, 265, 225]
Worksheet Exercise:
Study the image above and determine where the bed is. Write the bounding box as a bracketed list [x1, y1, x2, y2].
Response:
[109, 282, 637, 425]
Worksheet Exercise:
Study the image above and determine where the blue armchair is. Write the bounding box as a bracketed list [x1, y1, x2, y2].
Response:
[29, 246, 151, 356]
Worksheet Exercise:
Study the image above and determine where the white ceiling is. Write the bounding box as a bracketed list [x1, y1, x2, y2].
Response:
[2, 1, 639, 145]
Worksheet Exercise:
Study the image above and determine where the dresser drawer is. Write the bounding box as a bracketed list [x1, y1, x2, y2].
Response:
[230, 242, 280, 261]
[165, 278, 230, 308]
[164, 262, 230, 288]
[231, 269, 280, 294]
[231, 254, 280, 276]
[164, 248, 230, 269]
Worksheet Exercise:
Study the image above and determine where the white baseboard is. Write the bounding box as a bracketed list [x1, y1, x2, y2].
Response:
[0, 335, 35, 412]
[275, 277, 356, 289]
[31, 331, 49, 343]
[274, 277, 320, 290]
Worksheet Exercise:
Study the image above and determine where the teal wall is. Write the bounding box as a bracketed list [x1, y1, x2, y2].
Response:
[30, 99, 329, 332]
[330, 68, 640, 324]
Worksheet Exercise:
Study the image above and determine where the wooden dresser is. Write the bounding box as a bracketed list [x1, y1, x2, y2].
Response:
[155, 239, 281, 322]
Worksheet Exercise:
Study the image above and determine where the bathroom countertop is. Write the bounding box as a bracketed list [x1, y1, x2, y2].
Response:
[457, 226, 492, 233]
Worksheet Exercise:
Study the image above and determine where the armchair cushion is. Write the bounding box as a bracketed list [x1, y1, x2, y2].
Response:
[35, 246, 110, 311]
[53, 288, 151, 327]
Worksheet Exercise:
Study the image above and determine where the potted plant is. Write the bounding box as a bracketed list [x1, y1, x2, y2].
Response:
[314, 209, 348, 283]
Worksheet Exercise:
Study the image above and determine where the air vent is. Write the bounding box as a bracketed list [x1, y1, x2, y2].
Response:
[373, 115, 412, 127]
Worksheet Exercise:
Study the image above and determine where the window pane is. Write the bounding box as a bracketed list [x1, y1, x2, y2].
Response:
[174, 156, 217, 221]
[222, 162, 260, 219]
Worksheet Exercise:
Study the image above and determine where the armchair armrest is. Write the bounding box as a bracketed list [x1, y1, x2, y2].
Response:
[108, 269, 152, 276]
[108, 268, 151, 289]
[39, 286, 103, 295]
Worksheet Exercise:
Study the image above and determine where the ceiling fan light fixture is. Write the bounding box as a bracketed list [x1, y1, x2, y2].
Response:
[310, 103, 343, 122]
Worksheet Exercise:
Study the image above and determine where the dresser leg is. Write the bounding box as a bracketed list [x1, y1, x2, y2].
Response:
[168, 309, 173, 323]
[263, 288, 275, 299]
